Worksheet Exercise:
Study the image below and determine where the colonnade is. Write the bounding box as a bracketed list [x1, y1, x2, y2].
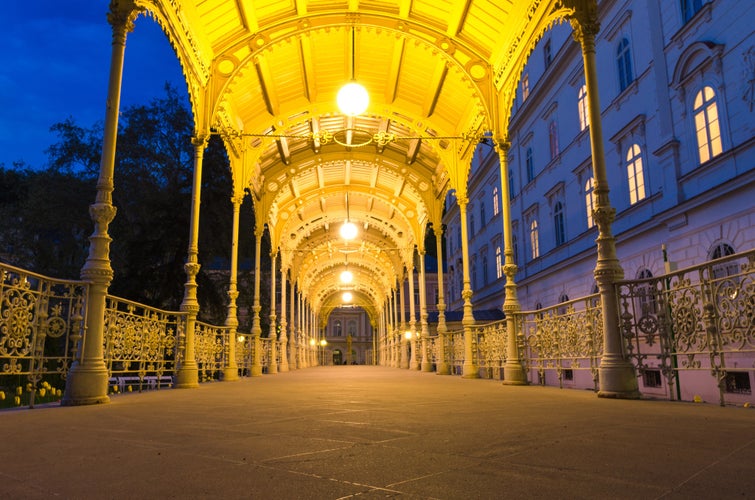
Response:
[61, 0, 639, 405]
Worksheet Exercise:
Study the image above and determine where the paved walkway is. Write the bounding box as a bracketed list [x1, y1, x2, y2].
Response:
[3, 366, 754, 499]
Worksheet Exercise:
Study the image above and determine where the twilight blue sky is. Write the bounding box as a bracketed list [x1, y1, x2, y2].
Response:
[0, 2, 186, 169]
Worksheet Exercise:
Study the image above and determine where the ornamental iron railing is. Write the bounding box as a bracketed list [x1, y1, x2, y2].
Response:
[618, 249, 754, 405]
[0, 262, 87, 408]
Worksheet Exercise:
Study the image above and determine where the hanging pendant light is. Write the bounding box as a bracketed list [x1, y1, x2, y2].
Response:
[340, 192, 357, 240]
[337, 27, 369, 116]
[342, 291, 353, 303]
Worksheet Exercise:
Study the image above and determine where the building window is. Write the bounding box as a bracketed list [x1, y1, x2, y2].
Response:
[643, 369, 662, 388]
[725, 372, 752, 395]
[471, 259, 477, 289]
[626, 144, 646, 204]
[521, 73, 530, 101]
[548, 121, 559, 160]
[617, 38, 634, 92]
[530, 219, 540, 259]
[558, 293, 569, 315]
[334, 320, 342, 337]
[585, 177, 596, 228]
[709, 242, 737, 279]
[693, 86, 723, 164]
[578, 85, 589, 131]
[563, 369, 574, 381]
[480, 201, 486, 227]
[526, 147, 534, 182]
[492, 186, 500, 216]
[544, 39, 552, 68]
[553, 201, 566, 246]
[637, 268, 658, 315]
[495, 246, 502, 279]
[512, 233, 519, 266]
[469, 212, 475, 236]
[681, 0, 703, 23]
[508, 169, 515, 199]
[482, 254, 488, 286]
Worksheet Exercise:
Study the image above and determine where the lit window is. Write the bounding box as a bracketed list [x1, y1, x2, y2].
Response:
[626, 144, 646, 204]
[526, 147, 534, 182]
[521, 73, 530, 101]
[554, 201, 565, 246]
[578, 85, 589, 131]
[693, 86, 723, 164]
[549, 121, 559, 160]
[492, 186, 500, 216]
[495, 246, 502, 279]
[617, 38, 634, 92]
[681, 0, 703, 23]
[530, 219, 539, 259]
[585, 177, 596, 228]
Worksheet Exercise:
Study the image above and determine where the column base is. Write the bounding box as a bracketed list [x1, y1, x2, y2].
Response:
[61, 362, 110, 406]
[223, 367, 239, 381]
[421, 361, 433, 372]
[279, 362, 289, 372]
[251, 364, 263, 376]
[269, 363, 278, 374]
[462, 363, 480, 379]
[597, 359, 640, 399]
[436, 363, 451, 375]
[502, 363, 529, 385]
[174, 362, 199, 388]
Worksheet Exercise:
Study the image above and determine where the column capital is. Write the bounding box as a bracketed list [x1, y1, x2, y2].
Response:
[567, 0, 600, 47]
[494, 140, 511, 155]
[192, 134, 209, 149]
[230, 194, 245, 206]
[107, 0, 142, 34]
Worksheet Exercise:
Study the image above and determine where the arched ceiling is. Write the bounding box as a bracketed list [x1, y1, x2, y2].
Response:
[136, 0, 581, 321]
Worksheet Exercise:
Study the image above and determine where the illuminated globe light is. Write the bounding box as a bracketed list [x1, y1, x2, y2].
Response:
[404, 331, 413, 340]
[340, 269, 353, 284]
[340, 220, 358, 240]
[337, 82, 369, 116]
[342, 291, 353, 303]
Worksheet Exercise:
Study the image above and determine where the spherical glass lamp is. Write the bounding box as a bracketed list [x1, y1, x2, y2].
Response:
[340, 269, 353, 284]
[342, 291, 353, 303]
[337, 82, 369, 116]
[340, 220, 358, 240]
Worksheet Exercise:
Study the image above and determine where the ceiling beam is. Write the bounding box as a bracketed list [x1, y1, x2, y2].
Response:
[276, 136, 291, 165]
[406, 138, 421, 165]
[310, 117, 321, 153]
[424, 65, 448, 118]
[446, 0, 473, 36]
[385, 39, 405, 104]
[254, 60, 278, 116]
[299, 37, 316, 102]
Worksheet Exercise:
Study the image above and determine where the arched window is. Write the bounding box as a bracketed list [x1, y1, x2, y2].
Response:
[585, 177, 596, 228]
[578, 84, 589, 131]
[681, 0, 703, 23]
[626, 144, 646, 204]
[636, 268, 658, 315]
[558, 293, 570, 315]
[617, 38, 634, 92]
[694, 86, 723, 164]
[335, 320, 342, 337]
[492, 186, 500, 216]
[495, 246, 502, 279]
[548, 121, 559, 160]
[530, 219, 540, 259]
[526, 147, 534, 182]
[709, 242, 737, 279]
[554, 201, 566, 246]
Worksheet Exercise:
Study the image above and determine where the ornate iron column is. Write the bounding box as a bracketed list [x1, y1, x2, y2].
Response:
[419, 250, 432, 372]
[223, 194, 244, 382]
[63, 1, 140, 405]
[458, 197, 479, 378]
[569, 0, 639, 398]
[250, 226, 264, 376]
[407, 261, 419, 370]
[398, 273, 409, 368]
[434, 224, 450, 375]
[494, 141, 528, 385]
[268, 251, 278, 374]
[174, 134, 208, 388]
[289, 278, 297, 369]
[279, 265, 289, 372]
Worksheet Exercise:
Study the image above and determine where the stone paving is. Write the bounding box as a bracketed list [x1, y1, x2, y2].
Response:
[3, 366, 755, 499]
